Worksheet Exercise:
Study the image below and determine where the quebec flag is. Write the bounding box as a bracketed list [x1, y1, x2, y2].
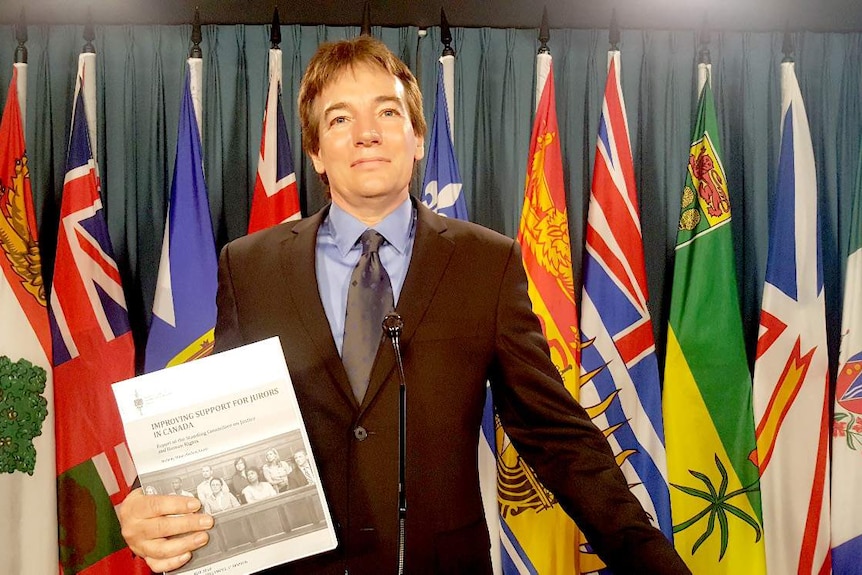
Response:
[421, 64, 467, 220]
[145, 63, 218, 371]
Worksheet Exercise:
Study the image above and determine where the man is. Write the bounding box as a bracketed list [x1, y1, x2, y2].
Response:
[195, 465, 214, 501]
[118, 36, 689, 574]
[288, 449, 314, 488]
[169, 476, 194, 497]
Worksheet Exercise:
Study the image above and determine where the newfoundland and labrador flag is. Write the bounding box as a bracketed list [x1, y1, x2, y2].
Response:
[248, 47, 300, 233]
[579, 49, 672, 546]
[503, 51, 581, 574]
[662, 64, 766, 574]
[752, 59, 831, 574]
[832, 141, 862, 574]
[0, 65, 58, 575]
[145, 62, 217, 371]
[50, 55, 145, 574]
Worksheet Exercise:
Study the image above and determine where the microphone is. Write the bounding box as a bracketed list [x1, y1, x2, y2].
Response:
[382, 312, 407, 575]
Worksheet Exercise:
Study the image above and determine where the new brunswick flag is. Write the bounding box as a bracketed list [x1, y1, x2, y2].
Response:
[752, 59, 831, 574]
[50, 53, 146, 575]
[0, 64, 59, 575]
[662, 65, 767, 574]
[502, 51, 581, 574]
[832, 140, 862, 574]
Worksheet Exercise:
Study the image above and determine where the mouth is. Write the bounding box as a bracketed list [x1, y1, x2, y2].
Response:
[351, 157, 388, 167]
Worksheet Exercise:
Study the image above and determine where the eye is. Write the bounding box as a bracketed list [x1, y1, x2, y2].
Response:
[381, 108, 400, 118]
[329, 115, 349, 126]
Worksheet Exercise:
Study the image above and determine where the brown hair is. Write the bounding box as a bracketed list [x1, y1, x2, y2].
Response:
[298, 36, 426, 156]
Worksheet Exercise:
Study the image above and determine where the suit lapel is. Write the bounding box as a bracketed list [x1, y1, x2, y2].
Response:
[361, 201, 455, 411]
[282, 207, 358, 410]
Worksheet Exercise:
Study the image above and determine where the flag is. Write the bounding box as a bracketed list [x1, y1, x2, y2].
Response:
[420, 53, 504, 572]
[579, 50, 672, 545]
[50, 55, 146, 574]
[0, 64, 58, 575]
[832, 141, 862, 574]
[421, 63, 467, 220]
[662, 65, 767, 574]
[248, 48, 300, 233]
[501, 52, 581, 574]
[144, 61, 218, 371]
[752, 59, 831, 574]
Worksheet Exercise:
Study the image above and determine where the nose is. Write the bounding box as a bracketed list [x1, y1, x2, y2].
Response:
[354, 118, 381, 146]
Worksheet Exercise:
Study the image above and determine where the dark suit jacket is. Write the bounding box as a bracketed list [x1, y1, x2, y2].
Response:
[214, 200, 689, 575]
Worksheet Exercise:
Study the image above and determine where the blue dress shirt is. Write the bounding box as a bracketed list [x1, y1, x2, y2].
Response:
[315, 198, 416, 355]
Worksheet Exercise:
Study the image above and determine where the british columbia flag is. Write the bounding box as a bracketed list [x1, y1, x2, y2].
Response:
[50, 63, 144, 574]
[579, 51, 672, 547]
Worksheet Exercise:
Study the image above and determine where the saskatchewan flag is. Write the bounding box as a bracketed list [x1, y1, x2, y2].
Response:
[662, 64, 767, 574]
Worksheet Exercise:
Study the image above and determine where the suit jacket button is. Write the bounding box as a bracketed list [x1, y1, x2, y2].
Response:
[353, 426, 368, 441]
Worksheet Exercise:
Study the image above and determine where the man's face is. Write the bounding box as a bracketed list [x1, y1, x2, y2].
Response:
[294, 451, 307, 467]
[171, 478, 182, 491]
[309, 64, 424, 216]
[201, 466, 212, 479]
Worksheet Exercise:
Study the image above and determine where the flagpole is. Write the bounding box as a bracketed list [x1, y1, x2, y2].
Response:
[14, 8, 26, 131]
[189, 8, 203, 139]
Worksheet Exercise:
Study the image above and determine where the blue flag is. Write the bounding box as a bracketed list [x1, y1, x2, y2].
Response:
[421, 65, 467, 220]
[145, 64, 218, 371]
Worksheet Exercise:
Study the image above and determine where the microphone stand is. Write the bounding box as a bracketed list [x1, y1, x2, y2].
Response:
[382, 313, 406, 575]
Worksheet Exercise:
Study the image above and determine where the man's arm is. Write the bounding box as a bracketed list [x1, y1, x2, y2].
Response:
[488, 241, 690, 574]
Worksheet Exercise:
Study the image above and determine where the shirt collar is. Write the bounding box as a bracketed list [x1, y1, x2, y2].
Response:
[328, 197, 414, 257]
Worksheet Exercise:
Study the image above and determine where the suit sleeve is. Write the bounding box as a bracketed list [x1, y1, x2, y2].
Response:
[488, 241, 690, 575]
[214, 243, 244, 354]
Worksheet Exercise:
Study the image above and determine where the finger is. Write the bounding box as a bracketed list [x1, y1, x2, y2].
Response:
[140, 511, 214, 542]
[121, 490, 202, 521]
[145, 550, 193, 574]
[140, 529, 210, 565]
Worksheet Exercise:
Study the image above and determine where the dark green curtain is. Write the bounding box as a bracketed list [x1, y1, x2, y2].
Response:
[0, 25, 860, 376]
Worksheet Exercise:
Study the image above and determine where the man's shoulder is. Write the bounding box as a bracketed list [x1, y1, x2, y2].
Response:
[417, 202, 514, 250]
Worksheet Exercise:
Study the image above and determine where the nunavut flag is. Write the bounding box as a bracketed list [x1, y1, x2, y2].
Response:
[0, 65, 59, 575]
[752, 59, 831, 574]
[662, 64, 766, 574]
[501, 51, 581, 575]
[248, 47, 300, 233]
[145, 61, 218, 371]
[50, 54, 146, 575]
[832, 144, 862, 574]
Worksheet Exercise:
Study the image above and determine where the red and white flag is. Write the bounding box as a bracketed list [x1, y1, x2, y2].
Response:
[50, 53, 147, 575]
[0, 64, 59, 575]
[248, 48, 300, 233]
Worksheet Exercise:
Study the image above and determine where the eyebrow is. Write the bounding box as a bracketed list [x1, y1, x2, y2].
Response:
[322, 95, 404, 118]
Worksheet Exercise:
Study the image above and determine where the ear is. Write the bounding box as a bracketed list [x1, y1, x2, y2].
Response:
[414, 138, 425, 162]
[309, 149, 326, 175]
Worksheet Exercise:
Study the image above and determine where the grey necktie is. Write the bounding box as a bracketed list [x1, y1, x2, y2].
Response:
[342, 230, 395, 402]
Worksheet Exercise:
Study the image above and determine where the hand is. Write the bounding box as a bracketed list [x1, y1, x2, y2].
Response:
[118, 488, 214, 573]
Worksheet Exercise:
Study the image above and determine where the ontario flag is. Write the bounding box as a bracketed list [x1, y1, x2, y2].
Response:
[0, 64, 59, 575]
[144, 61, 217, 372]
[501, 51, 581, 575]
[579, 49, 672, 550]
[248, 47, 300, 233]
[662, 64, 766, 574]
[832, 141, 862, 574]
[752, 59, 831, 574]
[50, 56, 145, 575]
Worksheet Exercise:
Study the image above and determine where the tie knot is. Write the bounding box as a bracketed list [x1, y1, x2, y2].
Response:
[359, 230, 385, 255]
